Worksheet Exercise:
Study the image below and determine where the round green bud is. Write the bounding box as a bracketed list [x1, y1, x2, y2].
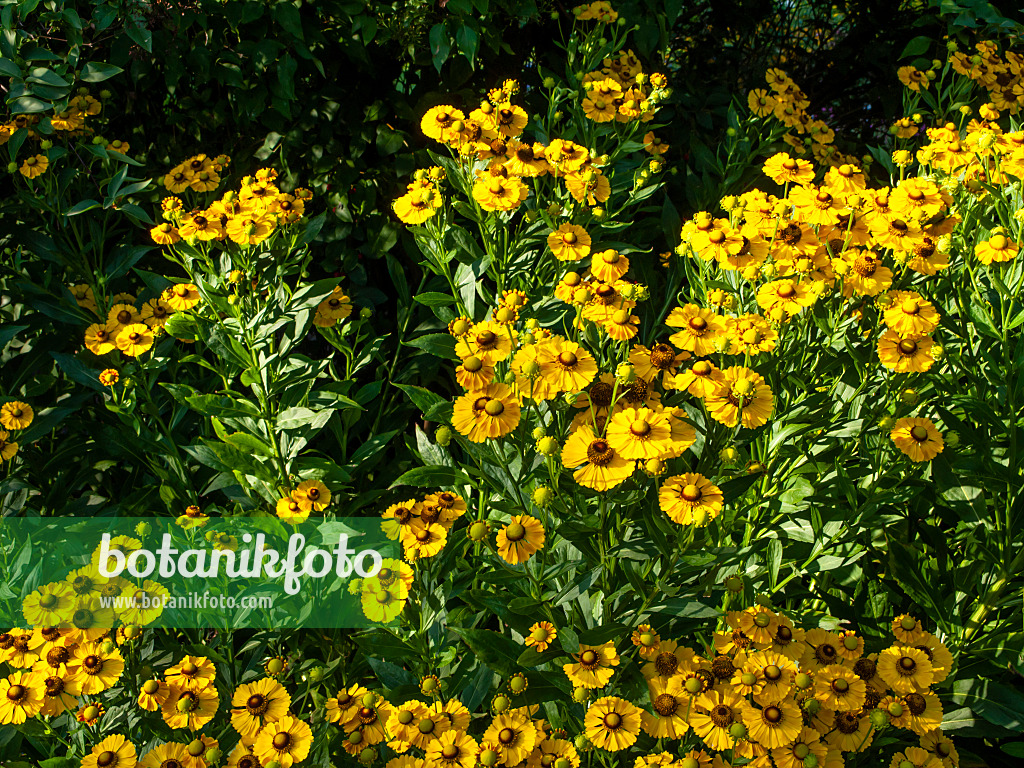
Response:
[725, 575, 744, 593]
[869, 708, 888, 729]
[468, 521, 490, 542]
[729, 723, 747, 739]
[435, 425, 452, 447]
[532, 486, 554, 507]
[205, 748, 223, 764]
[40, 140, 53, 150]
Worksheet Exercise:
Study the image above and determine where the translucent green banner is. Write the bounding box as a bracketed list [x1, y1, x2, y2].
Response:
[0, 516, 402, 629]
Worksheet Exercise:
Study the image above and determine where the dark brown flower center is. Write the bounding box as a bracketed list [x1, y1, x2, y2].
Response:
[586, 440, 615, 466]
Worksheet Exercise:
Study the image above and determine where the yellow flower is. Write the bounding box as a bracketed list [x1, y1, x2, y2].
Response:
[496, 515, 545, 565]
[814, 664, 867, 711]
[472, 175, 528, 212]
[0, 670, 44, 724]
[161, 683, 220, 730]
[877, 331, 935, 373]
[140, 297, 175, 328]
[606, 407, 672, 460]
[877, 646, 934, 694]
[560, 425, 634, 491]
[525, 621, 557, 652]
[890, 417, 944, 463]
[643, 131, 669, 154]
[115, 323, 155, 357]
[293, 479, 330, 512]
[975, 232, 1019, 264]
[690, 688, 749, 751]
[563, 642, 619, 691]
[884, 291, 940, 337]
[658, 473, 724, 525]
[85, 324, 117, 355]
[179, 211, 225, 241]
[547, 223, 591, 260]
[150, 222, 181, 244]
[451, 382, 521, 442]
[22, 582, 75, 626]
[231, 677, 292, 740]
[19, 154, 49, 178]
[537, 339, 598, 393]
[898, 66, 929, 91]
[455, 320, 515, 364]
[137, 678, 170, 711]
[756, 280, 815, 319]
[762, 152, 814, 185]
[584, 696, 641, 751]
[166, 655, 217, 691]
[81, 734, 137, 768]
[163, 283, 202, 312]
[252, 715, 313, 768]
[704, 366, 774, 429]
[742, 700, 802, 750]
[425, 729, 479, 768]
[482, 710, 536, 763]
[665, 304, 726, 355]
[394, 186, 442, 225]
[226, 213, 275, 245]
[0, 401, 33, 430]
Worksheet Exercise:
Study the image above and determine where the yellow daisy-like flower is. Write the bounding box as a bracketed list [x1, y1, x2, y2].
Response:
[482, 710, 536, 764]
[975, 232, 1019, 264]
[877, 646, 934, 694]
[166, 655, 217, 690]
[293, 479, 330, 512]
[137, 678, 170, 711]
[115, 323, 155, 357]
[814, 664, 866, 712]
[19, 154, 49, 178]
[665, 304, 726, 356]
[425, 729, 479, 768]
[81, 734, 137, 768]
[525, 621, 557, 652]
[690, 688, 749, 751]
[742, 700, 802, 750]
[563, 642, 619, 689]
[675, 360, 726, 399]
[547, 224, 592, 261]
[584, 696, 641, 751]
[605, 407, 672, 460]
[704, 366, 774, 429]
[877, 331, 935, 373]
[590, 249, 630, 282]
[0, 401, 33, 431]
[253, 715, 313, 768]
[163, 283, 201, 312]
[658, 473, 724, 525]
[762, 152, 814, 185]
[756, 280, 815, 320]
[560, 425, 634, 491]
[85, 324, 117, 355]
[890, 417, 944, 463]
[0, 670, 44, 724]
[394, 186, 442, 225]
[473, 175, 527, 212]
[537, 340, 598, 393]
[641, 678, 690, 739]
[883, 291, 940, 337]
[22, 582, 75, 627]
[454, 320, 515, 364]
[496, 515, 545, 565]
[161, 683, 220, 731]
[451, 382, 521, 443]
[231, 677, 292, 740]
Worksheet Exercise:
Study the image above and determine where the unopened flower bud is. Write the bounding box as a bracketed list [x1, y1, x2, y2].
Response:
[532, 486, 554, 507]
[537, 436, 560, 456]
[468, 521, 490, 542]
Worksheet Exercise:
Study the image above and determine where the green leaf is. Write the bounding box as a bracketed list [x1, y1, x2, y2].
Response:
[405, 333, 456, 359]
[413, 292, 456, 307]
[953, 679, 1024, 731]
[900, 35, 933, 59]
[78, 61, 124, 82]
[454, 628, 523, 677]
[767, 538, 782, 589]
[389, 465, 471, 489]
[395, 384, 449, 418]
[10, 96, 50, 114]
[0, 58, 20, 77]
[222, 432, 276, 458]
[65, 199, 101, 216]
[456, 25, 478, 65]
[429, 23, 450, 72]
[0, 325, 28, 348]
